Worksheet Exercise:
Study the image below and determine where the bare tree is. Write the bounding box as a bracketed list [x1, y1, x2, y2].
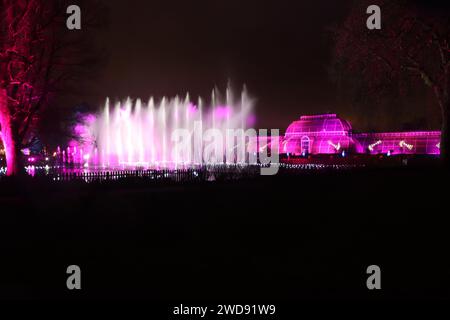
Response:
[333, 0, 449, 164]
[0, 0, 104, 175]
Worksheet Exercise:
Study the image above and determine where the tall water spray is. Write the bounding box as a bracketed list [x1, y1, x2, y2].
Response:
[84, 87, 254, 169]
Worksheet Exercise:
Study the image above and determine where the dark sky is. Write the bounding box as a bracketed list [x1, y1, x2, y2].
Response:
[86, 0, 441, 132]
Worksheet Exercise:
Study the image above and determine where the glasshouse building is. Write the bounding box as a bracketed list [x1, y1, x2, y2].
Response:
[280, 114, 441, 156]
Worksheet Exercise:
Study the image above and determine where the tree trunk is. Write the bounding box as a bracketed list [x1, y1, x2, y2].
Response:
[0, 89, 24, 176]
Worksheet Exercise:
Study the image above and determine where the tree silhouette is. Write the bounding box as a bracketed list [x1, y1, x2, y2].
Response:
[0, 0, 104, 175]
[334, 0, 449, 164]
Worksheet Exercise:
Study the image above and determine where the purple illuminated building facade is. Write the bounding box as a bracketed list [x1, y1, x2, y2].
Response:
[279, 114, 441, 156]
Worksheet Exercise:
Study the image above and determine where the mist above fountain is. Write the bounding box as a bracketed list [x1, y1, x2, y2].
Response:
[76, 87, 255, 169]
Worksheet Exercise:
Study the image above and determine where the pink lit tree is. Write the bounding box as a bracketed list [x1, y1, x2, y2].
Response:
[334, 0, 449, 165]
[0, 0, 104, 175]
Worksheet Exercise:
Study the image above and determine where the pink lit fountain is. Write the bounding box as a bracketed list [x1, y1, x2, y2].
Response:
[72, 87, 254, 170]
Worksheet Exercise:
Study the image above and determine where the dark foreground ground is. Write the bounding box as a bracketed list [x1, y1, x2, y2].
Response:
[0, 166, 449, 307]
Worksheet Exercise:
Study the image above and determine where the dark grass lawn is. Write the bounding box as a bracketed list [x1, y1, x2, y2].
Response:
[0, 167, 449, 301]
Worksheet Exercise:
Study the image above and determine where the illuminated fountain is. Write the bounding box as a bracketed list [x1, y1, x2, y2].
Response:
[68, 87, 254, 169]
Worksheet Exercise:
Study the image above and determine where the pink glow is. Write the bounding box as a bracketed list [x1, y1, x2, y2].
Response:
[187, 103, 198, 114]
[73, 124, 85, 136]
[246, 114, 257, 127]
[214, 106, 232, 119]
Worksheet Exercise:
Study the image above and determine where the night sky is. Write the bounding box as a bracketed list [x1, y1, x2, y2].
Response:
[85, 0, 441, 132]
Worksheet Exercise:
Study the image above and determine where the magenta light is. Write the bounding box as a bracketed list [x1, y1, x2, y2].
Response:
[187, 103, 198, 114]
[300, 114, 338, 120]
[214, 106, 232, 119]
[73, 124, 85, 136]
[246, 114, 257, 127]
